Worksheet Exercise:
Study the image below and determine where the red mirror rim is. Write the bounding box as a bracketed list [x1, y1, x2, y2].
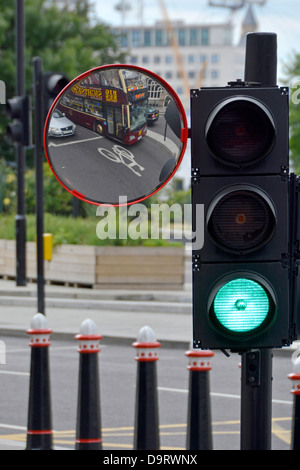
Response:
[43, 64, 189, 207]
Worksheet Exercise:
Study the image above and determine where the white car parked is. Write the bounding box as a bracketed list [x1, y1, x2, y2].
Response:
[48, 109, 76, 137]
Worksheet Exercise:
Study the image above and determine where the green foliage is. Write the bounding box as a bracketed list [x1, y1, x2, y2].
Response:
[25, 0, 124, 80]
[282, 51, 300, 173]
[26, 162, 76, 215]
[0, 212, 182, 247]
[0, 0, 125, 163]
[0, 166, 186, 247]
[0, 159, 17, 214]
[0, 159, 94, 216]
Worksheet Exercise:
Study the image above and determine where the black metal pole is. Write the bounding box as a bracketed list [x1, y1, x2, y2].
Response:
[15, 0, 26, 286]
[239, 32, 278, 450]
[32, 57, 45, 314]
[240, 349, 273, 450]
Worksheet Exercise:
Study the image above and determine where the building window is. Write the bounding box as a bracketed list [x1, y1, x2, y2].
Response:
[132, 30, 141, 47]
[188, 71, 196, 79]
[165, 55, 173, 64]
[211, 69, 219, 79]
[178, 28, 186, 46]
[201, 28, 209, 45]
[166, 71, 172, 79]
[144, 30, 151, 47]
[190, 28, 198, 46]
[224, 28, 231, 45]
[211, 54, 219, 63]
[155, 29, 163, 46]
[200, 54, 207, 64]
[188, 55, 195, 63]
[154, 56, 161, 64]
[142, 56, 149, 64]
[120, 31, 128, 48]
[130, 56, 138, 64]
[166, 31, 172, 46]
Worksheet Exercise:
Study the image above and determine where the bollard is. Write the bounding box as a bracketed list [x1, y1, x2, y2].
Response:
[75, 319, 102, 450]
[132, 325, 161, 450]
[26, 313, 53, 450]
[288, 348, 300, 450]
[185, 348, 214, 450]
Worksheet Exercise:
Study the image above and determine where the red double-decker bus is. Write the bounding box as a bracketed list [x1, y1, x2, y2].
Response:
[56, 68, 148, 145]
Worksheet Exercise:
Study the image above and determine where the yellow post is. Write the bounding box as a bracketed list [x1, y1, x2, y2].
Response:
[43, 233, 53, 261]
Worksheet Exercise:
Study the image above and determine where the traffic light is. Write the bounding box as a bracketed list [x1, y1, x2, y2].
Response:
[6, 94, 31, 146]
[42, 72, 69, 120]
[191, 81, 294, 351]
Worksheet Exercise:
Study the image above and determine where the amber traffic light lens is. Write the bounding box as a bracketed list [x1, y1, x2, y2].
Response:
[207, 189, 276, 253]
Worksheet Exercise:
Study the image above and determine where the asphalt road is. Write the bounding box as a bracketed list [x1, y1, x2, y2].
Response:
[46, 118, 182, 205]
[0, 336, 295, 451]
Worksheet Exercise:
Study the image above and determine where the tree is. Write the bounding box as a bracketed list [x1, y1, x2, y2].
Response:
[282, 51, 300, 174]
[0, 0, 125, 162]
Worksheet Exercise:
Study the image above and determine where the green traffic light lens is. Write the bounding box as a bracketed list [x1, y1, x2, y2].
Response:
[211, 278, 274, 335]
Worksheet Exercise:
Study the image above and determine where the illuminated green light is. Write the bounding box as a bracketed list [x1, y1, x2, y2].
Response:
[213, 278, 270, 334]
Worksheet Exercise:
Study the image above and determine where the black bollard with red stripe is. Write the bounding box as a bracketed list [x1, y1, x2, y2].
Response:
[185, 348, 214, 450]
[288, 349, 300, 450]
[75, 319, 102, 450]
[132, 326, 161, 450]
[26, 313, 53, 450]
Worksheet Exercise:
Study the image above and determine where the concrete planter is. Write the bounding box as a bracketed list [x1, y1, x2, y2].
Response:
[0, 240, 185, 290]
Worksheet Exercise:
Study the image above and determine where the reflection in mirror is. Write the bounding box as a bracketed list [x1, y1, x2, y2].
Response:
[44, 65, 187, 205]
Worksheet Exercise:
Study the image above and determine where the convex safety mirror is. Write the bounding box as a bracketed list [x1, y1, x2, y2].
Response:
[44, 65, 188, 205]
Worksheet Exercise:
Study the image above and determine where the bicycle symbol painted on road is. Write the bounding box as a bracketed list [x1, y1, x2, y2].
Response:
[98, 145, 145, 177]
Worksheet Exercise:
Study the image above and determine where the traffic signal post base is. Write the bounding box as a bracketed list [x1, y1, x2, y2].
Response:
[240, 349, 272, 450]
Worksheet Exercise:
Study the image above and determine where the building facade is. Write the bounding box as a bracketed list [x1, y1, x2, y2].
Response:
[114, 19, 248, 101]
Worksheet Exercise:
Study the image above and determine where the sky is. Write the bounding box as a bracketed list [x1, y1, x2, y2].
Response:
[94, 0, 300, 82]
[93, 0, 300, 187]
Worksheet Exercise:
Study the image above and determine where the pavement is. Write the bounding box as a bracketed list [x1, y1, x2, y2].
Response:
[0, 276, 194, 349]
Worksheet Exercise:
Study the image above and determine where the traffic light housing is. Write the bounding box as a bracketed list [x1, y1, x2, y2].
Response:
[42, 72, 69, 121]
[191, 82, 295, 351]
[6, 94, 31, 146]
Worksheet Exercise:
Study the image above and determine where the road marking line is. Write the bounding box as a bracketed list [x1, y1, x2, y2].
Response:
[272, 421, 291, 445]
[158, 386, 293, 405]
[48, 136, 103, 147]
[0, 370, 29, 376]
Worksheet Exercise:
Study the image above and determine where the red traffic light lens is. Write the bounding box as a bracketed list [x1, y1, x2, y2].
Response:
[207, 187, 276, 254]
[206, 98, 275, 167]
